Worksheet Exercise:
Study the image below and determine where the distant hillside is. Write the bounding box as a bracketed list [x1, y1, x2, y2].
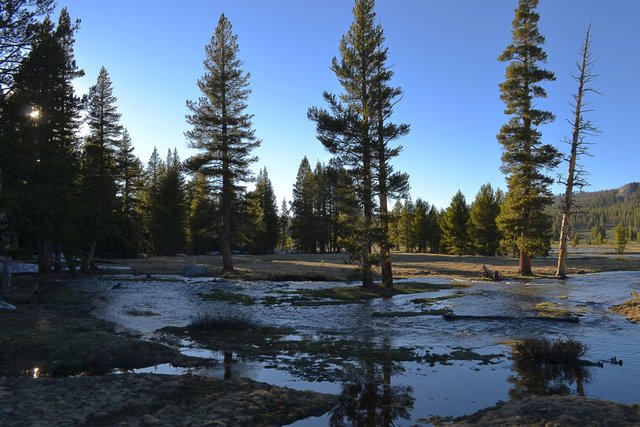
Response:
[550, 182, 640, 240]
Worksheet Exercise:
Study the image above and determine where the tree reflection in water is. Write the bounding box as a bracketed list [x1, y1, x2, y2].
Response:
[329, 358, 414, 427]
[508, 337, 591, 399]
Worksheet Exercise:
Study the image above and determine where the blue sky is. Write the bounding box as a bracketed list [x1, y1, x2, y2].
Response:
[56, 0, 639, 209]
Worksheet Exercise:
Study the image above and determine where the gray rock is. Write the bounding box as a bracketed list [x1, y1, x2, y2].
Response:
[181, 264, 208, 277]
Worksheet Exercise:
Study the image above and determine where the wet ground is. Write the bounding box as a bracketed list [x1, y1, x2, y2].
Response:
[73, 271, 640, 425]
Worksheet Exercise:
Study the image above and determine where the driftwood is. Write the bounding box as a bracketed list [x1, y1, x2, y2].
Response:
[443, 313, 580, 323]
[482, 265, 502, 281]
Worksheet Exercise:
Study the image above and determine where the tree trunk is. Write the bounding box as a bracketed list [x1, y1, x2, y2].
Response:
[82, 241, 96, 273]
[221, 201, 234, 273]
[38, 235, 52, 274]
[556, 213, 570, 278]
[519, 248, 532, 276]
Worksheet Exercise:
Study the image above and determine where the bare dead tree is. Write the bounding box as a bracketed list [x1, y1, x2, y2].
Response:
[556, 26, 600, 278]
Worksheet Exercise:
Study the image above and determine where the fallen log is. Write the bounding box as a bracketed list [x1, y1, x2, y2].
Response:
[443, 313, 580, 323]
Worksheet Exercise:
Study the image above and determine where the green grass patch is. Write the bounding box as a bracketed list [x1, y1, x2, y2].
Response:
[411, 292, 465, 305]
[534, 302, 587, 318]
[198, 289, 256, 305]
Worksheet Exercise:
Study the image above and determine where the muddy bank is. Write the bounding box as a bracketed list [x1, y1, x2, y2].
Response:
[0, 374, 338, 426]
[610, 292, 640, 322]
[448, 395, 640, 426]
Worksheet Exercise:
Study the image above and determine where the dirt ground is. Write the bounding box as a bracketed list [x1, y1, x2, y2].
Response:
[449, 395, 640, 426]
[115, 247, 640, 281]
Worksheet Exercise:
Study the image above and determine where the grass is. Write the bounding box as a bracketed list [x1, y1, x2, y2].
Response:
[610, 292, 640, 322]
[188, 313, 260, 331]
[533, 302, 587, 318]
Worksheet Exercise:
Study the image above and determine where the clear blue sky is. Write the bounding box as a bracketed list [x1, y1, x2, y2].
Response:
[55, 0, 639, 209]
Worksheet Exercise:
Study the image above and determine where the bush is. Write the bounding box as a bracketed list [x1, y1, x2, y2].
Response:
[513, 338, 587, 367]
[188, 312, 259, 332]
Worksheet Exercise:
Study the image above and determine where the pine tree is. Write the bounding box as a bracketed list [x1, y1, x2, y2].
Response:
[556, 27, 599, 278]
[469, 183, 503, 256]
[371, 12, 410, 287]
[80, 66, 122, 270]
[291, 157, 316, 253]
[412, 199, 430, 253]
[185, 14, 260, 273]
[0, 0, 55, 96]
[440, 191, 470, 255]
[308, 0, 386, 287]
[614, 224, 627, 254]
[426, 205, 441, 253]
[186, 172, 217, 255]
[496, 0, 561, 275]
[141, 147, 164, 254]
[278, 198, 290, 252]
[247, 168, 278, 254]
[155, 149, 186, 255]
[114, 129, 145, 257]
[1, 10, 82, 272]
[398, 199, 415, 252]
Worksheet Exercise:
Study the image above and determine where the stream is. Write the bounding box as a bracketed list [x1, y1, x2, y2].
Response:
[82, 271, 640, 426]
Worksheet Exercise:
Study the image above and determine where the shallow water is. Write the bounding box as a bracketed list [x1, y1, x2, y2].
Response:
[83, 271, 640, 425]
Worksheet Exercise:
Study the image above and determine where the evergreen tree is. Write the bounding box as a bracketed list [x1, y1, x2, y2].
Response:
[440, 191, 470, 255]
[247, 168, 278, 254]
[1, 11, 83, 272]
[80, 66, 122, 270]
[114, 129, 145, 257]
[469, 184, 503, 256]
[398, 199, 415, 252]
[412, 199, 430, 253]
[308, 0, 385, 288]
[371, 12, 410, 287]
[496, 0, 561, 275]
[155, 149, 186, 255]
[185, 14, 260, 273]
[614, 224, 627, 254]
[426, 205, 441, 253]
[141, 147, 165, 254]
[278, 198, 291, 252]
[186, 172, 217, 255]
[556, 27, 599, 278]
[0, 0, 55, 96]
[291, 157, 316, 253]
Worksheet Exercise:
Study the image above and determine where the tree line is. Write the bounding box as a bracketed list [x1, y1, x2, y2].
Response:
[2, 0, 629, 282]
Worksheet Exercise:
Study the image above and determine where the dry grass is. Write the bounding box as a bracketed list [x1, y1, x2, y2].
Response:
[113, 247, 640, 281]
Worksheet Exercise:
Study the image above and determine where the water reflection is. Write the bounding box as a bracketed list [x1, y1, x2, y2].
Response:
[329, 339, 415, 427]
[508, 338, 590, 399]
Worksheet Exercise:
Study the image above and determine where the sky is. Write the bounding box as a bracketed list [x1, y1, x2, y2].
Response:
[54, 0, 639, 209]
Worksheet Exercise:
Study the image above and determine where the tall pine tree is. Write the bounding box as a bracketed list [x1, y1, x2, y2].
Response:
[185, 14, 260, 273]
[496, 0, 561, 275]
[308, 0, 386, 288]
[440, 191, 470, 255]
[80, 66, 122, 270]
[469, 183, 503, 256]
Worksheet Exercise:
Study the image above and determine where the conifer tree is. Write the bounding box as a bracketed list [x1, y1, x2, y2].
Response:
[308, 0, 386, 287]
[278, 198, 290, 252]
[1, 10, 82, 272]
[114, 129, 145, 257]
[0, 0, 55, 97]
[80, 66, 122, 270]
[247, 168, 278, 254]
[291, 157, 316, 253]
[185, 14, 260, 273]
[440, 191, 470, 255]
[186, 172, 217, 255]
[155, 149, 186, 255]
[141, 147, 164, 254]
[496, 0, 561, 275]
[412, 199, 430, 253]
[469, 183, 503, 256]
[556, 27, 599, 278]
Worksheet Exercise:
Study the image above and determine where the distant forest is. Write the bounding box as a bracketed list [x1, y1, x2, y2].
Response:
[1, 0, 638, 279]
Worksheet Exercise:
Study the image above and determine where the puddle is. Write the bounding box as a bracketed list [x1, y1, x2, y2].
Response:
[77, 271, 640, 424]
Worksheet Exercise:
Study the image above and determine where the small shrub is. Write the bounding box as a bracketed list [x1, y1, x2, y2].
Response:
[188, 313, 259, 332]
[513, 337, 587, 367]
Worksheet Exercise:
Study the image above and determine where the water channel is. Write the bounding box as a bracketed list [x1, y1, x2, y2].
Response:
[81, 270, 640, 425]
